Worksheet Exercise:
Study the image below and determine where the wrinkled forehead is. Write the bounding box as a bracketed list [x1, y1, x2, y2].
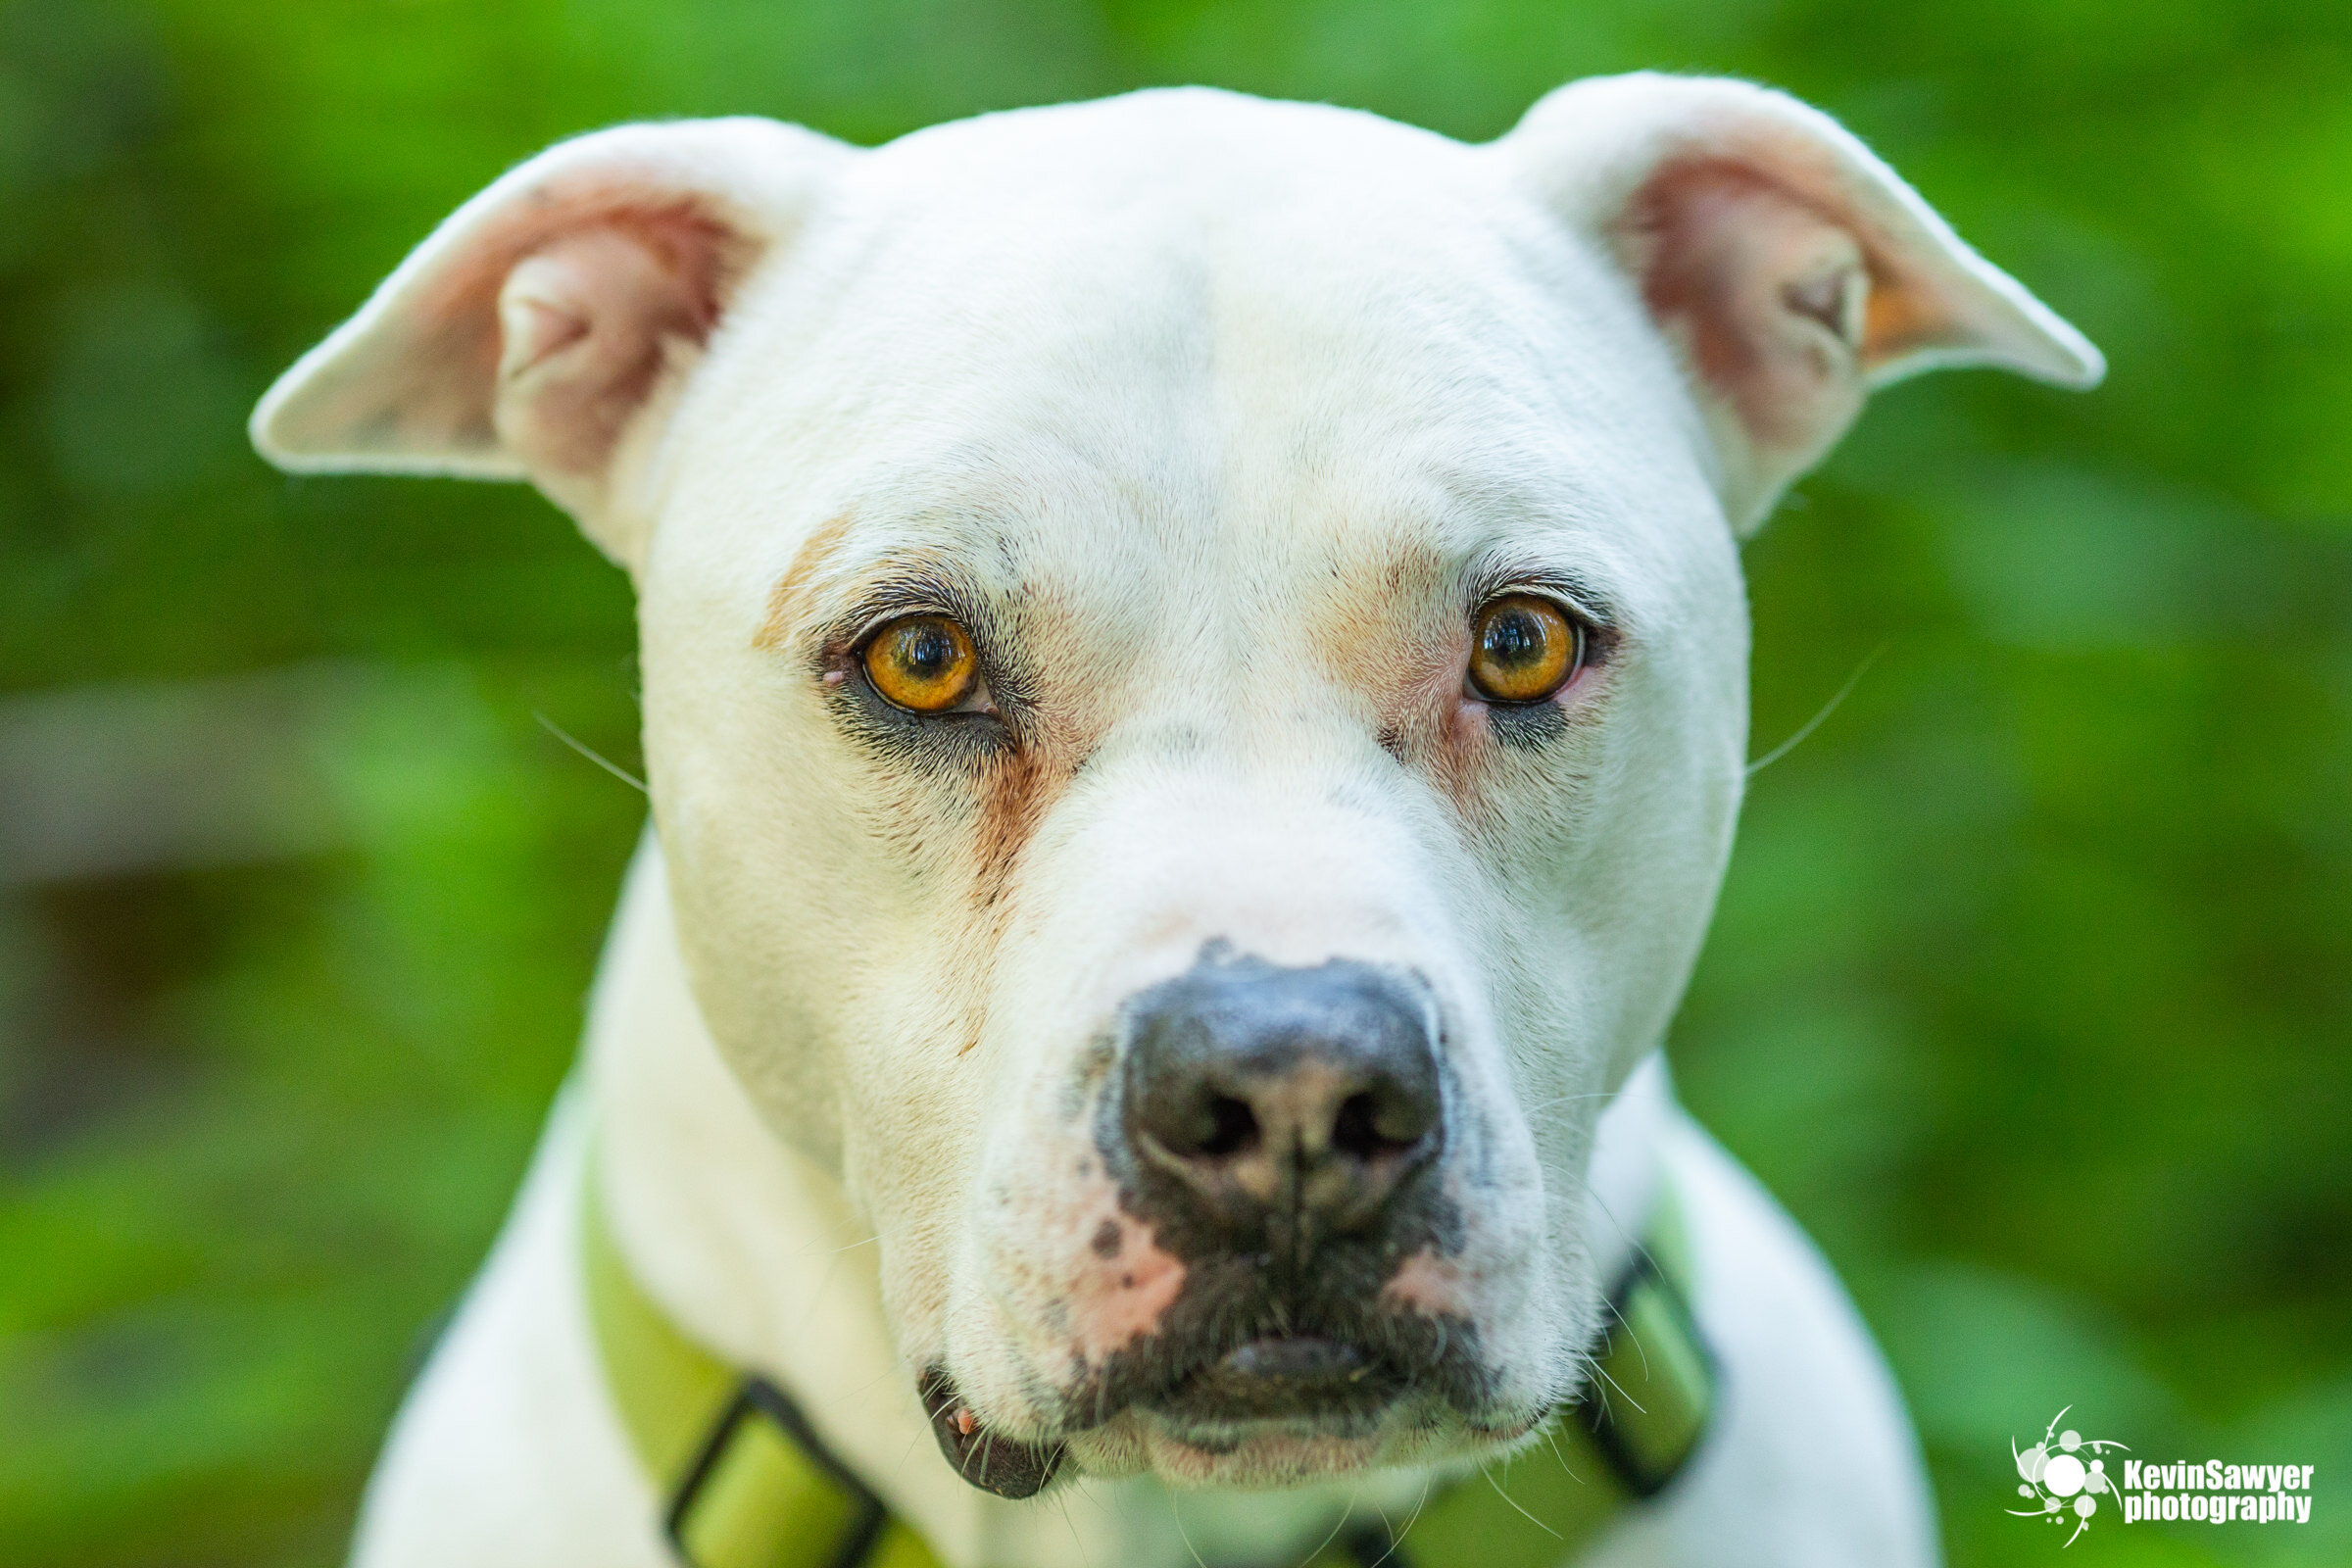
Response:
[662, 96, 1720, 646]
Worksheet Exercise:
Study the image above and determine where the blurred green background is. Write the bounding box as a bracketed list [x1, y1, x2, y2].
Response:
[1, 1, 2345, 1565]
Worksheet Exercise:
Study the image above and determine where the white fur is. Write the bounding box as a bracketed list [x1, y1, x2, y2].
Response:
[256, 74, 2098, 1568]
[355, 843, 1933, 1568]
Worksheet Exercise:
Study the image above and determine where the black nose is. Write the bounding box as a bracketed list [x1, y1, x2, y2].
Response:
[1120, 956, 1444, 1253]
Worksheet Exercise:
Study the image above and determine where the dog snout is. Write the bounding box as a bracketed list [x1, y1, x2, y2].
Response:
[1121, 956, 1443, 1247]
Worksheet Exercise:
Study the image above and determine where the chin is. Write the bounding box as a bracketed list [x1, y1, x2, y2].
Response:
[1063, 1398, 1538, 1491]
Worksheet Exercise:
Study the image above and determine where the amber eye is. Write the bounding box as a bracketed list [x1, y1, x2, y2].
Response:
[1468, 595, 1582, 704]
[862, 614, 980, 712]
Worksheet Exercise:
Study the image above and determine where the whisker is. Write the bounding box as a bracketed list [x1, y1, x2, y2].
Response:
[1480, 1462, 1563, 1542]
[1293, 1486, 1355, 1568]
[532, 710, 647, 792]
[1168, 1491, 1210, 1568]
[1746, 642, 1886, 775]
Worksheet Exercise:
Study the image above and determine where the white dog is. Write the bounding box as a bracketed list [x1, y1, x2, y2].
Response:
[252, 74, 2099, 1568]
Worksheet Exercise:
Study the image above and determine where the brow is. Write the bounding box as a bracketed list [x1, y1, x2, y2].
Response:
[1460, 552, 1623, 632]
[754, 510, 858, 652]
[756, 514, 1014, 667]
[1369, 484, 1630, 631]
[1391, 453, 1625, 580]
[757, 461, 1623, 659]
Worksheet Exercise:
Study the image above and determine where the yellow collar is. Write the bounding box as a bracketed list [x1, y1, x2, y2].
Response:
[582, 1169, 1714, 1568]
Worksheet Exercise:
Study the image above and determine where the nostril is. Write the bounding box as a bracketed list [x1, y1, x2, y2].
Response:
[1120, 956, 1446, 1215]
[1197, 1094, 1259, 1158]
[1331, 1088, 1428, 1159]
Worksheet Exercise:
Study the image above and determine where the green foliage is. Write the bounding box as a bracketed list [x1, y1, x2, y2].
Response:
[0, 2, 2345, 1565]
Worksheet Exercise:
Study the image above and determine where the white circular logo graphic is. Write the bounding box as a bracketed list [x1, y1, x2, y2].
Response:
[2010, 1408, 2130, 1546]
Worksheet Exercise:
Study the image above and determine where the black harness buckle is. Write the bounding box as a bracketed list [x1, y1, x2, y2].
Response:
[665, 1377, 890, 1568]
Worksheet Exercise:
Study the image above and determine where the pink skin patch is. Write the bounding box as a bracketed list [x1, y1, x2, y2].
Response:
[1381, 1249, 1472, 1317]
[1065, 1214, 1186, 1364]
[988, 1171, 1189, 1376]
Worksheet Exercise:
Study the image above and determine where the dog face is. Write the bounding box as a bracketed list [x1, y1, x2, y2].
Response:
[255, 77, 2097, 1494]
[638, 122, 1750, 1485]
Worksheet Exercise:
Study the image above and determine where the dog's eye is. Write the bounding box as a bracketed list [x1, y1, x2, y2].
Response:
[863, 614, 980, 712]
[1468, 595, 1582, 704]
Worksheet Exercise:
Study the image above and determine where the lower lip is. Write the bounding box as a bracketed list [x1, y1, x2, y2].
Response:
[1128, 1416, 1398, 1485]
[1149, 1336, 1401, 1422]
[1219, 1335, 1369, 1382]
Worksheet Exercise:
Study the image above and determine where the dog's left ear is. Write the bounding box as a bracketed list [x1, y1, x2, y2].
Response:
[251, 119, 854, 568]
[1497, 73, 2102, 532]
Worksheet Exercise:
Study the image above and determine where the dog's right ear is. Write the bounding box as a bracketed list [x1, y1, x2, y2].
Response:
[1495, 74, 2101, 534]
[251, 119, 853, 569]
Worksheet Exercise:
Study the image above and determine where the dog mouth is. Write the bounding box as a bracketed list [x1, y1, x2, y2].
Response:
[923, 1311, 1488, 1496]
[919, 1341, 1409, 1498]
[1149, 1334, 1405, 1424]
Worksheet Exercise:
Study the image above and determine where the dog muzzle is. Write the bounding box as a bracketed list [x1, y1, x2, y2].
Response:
[579, 1147, 1717, 1568]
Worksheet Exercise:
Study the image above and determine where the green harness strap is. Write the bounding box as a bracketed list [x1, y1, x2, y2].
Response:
[583, 1174, 1713, 1568]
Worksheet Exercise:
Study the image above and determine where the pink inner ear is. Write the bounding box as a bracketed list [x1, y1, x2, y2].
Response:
[415, 195, 740, 350]
[499, 291, 592, 377]
[380, 196, 743, 460]
[483, 207, 742, 488]
[1618, 158, 1881, 457]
